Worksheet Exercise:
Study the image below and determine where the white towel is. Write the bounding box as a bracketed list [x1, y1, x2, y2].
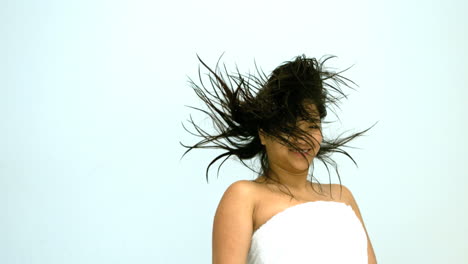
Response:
[247, 201, 368, 264]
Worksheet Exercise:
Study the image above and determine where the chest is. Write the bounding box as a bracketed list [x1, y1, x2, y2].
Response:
[247, 201, 369, 264]
[253, 195, 339, 232]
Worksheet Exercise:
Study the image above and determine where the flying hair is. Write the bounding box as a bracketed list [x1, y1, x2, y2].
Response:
[181, 54, 375, 194]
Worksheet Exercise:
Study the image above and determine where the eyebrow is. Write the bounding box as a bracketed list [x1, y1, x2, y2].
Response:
[297, 117, 321, 122]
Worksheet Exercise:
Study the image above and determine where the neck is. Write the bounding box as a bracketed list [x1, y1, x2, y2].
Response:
[265, 165, 310, 191]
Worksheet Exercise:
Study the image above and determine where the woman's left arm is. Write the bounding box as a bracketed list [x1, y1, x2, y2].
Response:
[340, 185, 377, 264]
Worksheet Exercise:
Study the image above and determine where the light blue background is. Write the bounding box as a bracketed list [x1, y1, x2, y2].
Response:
[2, 0, 467, 263]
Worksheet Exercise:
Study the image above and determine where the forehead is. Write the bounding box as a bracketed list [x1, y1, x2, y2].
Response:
[304, 103, 318, 113]
[301, 103, 320, 120]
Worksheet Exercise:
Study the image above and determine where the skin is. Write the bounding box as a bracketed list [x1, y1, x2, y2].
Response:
[212, 106, 377, 264]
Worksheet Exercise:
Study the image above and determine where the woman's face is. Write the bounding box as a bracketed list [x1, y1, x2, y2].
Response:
[259, 105, 323, 175]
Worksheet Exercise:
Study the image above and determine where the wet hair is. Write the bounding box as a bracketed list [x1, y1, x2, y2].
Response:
[181, 54, 374, 194]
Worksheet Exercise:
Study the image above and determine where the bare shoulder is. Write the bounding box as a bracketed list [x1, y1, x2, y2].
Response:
[223, 180, 258, 198]
[218, 180, 259, 208]
[212, 180, 257, 263]
[215, 180, 258, 223]
[328, 183, 358, 206]
[328, 183, 365, 225]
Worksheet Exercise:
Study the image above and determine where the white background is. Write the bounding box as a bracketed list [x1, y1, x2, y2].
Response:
[2, 0, 467, 263]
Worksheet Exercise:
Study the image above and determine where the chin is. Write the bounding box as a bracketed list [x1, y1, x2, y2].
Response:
[289, 160, 313, 173]
[288, 153, 313, 169]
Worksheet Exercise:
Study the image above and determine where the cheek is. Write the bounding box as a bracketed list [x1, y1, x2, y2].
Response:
[265, 142, 289, 160]
[310, 133, 323, 153]
[306, 132, 322, 146]
[271, 143, 289, 156]
[317, 134, 323, 145]
[314, 130, 323, 143]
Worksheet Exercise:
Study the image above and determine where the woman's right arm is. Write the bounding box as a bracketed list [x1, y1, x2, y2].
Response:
[212, 180, 256, 264]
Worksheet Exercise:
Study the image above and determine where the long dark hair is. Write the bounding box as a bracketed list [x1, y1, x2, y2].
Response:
[181, 54, 374, 193]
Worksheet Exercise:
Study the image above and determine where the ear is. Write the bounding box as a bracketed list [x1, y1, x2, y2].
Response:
[258, 129, 266, 145]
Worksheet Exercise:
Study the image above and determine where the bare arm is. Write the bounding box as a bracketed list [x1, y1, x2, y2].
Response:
[339, 185, 377, 264]
[212, 180, 256, 264]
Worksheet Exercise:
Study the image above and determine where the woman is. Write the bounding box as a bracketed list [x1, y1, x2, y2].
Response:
[183, 55, 377, 264]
